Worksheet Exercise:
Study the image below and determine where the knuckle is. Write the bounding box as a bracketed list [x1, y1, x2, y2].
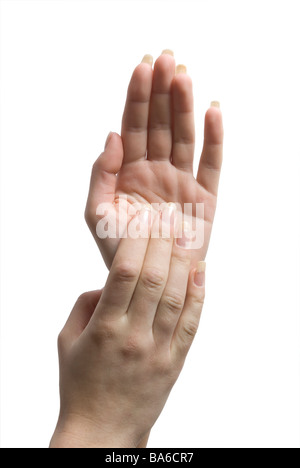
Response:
[113, 261, 140, 284]
[191, 290, 205, 307]
[180, 320, 199, 343]
[140, 267, 165, 293]
[161, 292, 185, 314]
[99, 321, 117, 341]
[152, 354, 172, 375]
[174, 254, 191, 268]
[89, 320, 117, 345]
[120, 334, 148, 359]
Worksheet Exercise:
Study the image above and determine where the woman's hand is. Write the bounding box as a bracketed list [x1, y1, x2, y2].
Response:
[85, 50, 223, 269]
[50, 208, 205, 448]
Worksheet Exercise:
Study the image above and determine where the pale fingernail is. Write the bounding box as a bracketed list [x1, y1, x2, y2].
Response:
[211, 101, 220, 108]
[176, 64, 187, 74]
[166, 202, 177, 220]
[194, 261, 206, 287]
[162, 49, 174, 56]
[144, 202, 153, 212]
[161, 203, 177, 236]
[141, 54, 153, 66]
[105, 131, 113, 149]
[176, 221, 192, 248]
[138, 207, 151, 237]
[138, 205, 151, 223]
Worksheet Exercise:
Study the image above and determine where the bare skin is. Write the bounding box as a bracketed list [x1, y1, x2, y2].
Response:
[82, 51, 223, 447]
[85, 51, 223, 269]
[50, 211, 205, 448]
[50, 51, 223, 449]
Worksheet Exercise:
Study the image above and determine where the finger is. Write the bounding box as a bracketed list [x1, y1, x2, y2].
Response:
[171, 66, 195, 172]
[85, 132, 123, 221]
[147, 51, 175, 162]
[197, 104, 223, 196]
[93, 209, 152, 322]
[121, 56, 153, 163]
[59, 290, 103, 349]
[152, 233, 191, 347]
[127, 205, 176, 329]
[171, 261, 205, 363]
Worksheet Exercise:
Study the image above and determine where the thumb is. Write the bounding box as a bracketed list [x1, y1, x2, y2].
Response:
[101, 131, 124, 175]
[59, 290, 103, 350]
[85, 131, 124, 219]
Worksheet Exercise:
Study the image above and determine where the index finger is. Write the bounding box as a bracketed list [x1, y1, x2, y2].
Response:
[93, 209, 152, 322]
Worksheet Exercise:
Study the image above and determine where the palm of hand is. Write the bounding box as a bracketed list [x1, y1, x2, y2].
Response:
[115, 160, 216, 265]
[85, 52, 223, 269]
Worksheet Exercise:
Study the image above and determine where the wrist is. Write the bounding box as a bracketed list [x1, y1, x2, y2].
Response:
[50, 413, 137, 448]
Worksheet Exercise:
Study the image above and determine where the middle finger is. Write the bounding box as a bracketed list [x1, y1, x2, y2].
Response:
[127, 204, 176, 330]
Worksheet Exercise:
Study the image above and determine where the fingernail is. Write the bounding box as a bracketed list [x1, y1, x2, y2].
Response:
[137, 207, 151, 238]
[138, 205, 151, 223]
[176, 64, 187, 74]
[165, 202, 177, 222]
[211, 101, 220, 108]
[176, 221, 192, 248]
[161, 203, 177, 237]
[194, 261, 206, 287]
[141, 54, 153, 66]
[105, 131, 113, 149]
[162, 49, 174, 56]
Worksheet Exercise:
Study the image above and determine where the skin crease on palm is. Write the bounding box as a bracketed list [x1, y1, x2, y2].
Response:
[85, 50, 224, 270]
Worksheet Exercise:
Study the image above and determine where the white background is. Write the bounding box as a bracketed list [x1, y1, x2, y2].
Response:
[1, 0, 299, 448]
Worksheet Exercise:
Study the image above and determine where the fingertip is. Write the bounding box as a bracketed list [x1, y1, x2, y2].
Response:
[154, 51, 175, 76]
[204, 106, 224, 145]
[130, 61, 153, 94]
[205, 105, 223, 123]
[104, 131, 121, 150]
[102, 131, 123, 155]
[172, 71, 193, 97]
[104, 131, 113, 149]
[93, 131, 123, 173]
